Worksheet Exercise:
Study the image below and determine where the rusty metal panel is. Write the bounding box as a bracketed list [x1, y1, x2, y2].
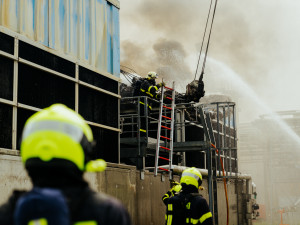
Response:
[0, 0, 120, 77]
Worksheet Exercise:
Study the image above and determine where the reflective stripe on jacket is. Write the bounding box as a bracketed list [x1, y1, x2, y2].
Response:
[162, 192, 213, 225]
[139, 79, 159, 99]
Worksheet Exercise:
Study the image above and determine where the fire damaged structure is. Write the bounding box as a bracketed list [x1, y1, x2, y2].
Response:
[119, 77, 259, 223]
[0, 1, 259, 223]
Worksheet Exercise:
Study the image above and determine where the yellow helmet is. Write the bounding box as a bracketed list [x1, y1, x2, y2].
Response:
[180, 167, 202, 189]
[147, 71, 158, 79]
[20, 104, 106, 172]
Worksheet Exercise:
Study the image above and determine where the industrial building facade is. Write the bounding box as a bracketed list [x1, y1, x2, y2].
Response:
[0, 0, 121, 163]
[0, 29, 120, 163]
[238, 111, 300, 224]
[0, 1, 259, 224]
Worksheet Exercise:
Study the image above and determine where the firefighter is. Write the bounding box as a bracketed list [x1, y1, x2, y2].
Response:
[140, 71, 164, 100]
[0, 104, 132, 225]
[137, 71, 165, 136]
[162, 167, 213, 225]
[162, 180, 182, 201]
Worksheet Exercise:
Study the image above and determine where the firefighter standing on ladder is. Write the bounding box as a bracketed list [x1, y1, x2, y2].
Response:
[136, 71, 165, 136]
[162, 167, 213, 225]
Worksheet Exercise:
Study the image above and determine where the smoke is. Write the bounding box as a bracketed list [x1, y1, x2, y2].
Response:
[120, 0, 300, 114]
[121, 38, 192, 90]
[120, 0, 209, 90]
[120, 1, 300, 222]
[120, 2, 300, 224]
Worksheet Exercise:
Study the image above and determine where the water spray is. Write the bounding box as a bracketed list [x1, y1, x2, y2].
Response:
[206, 58, 300, 147]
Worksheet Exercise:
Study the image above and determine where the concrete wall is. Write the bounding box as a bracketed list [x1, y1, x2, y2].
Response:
[0, 150, 249, 225]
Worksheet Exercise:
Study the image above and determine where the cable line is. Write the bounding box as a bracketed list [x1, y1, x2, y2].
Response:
[120, 65, 140, 84]
[194, 0, 219, 81]
[201, 0, 219, 76]
[120, 65, 138, 75]
[194, 0, 213, 81]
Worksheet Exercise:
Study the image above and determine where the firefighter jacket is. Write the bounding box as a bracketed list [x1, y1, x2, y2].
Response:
[0, 184, 132, 225]
[139, 79, 160, 99]
[162, 188, 213, 225]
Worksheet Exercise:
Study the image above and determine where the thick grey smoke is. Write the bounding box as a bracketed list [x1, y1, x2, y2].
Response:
[120, 1, 300, 223]
[121, 38, 191, 90]
[120, 0, 300, 116]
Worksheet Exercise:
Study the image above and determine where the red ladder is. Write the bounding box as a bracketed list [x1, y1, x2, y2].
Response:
[154, 81, 175, 179]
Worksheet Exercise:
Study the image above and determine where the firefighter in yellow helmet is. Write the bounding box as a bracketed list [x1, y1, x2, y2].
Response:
[140, 71, 165, 99]
[136, 71, 165, 136]
[0, 104, 132, 225]
[162, 167, 213, 225]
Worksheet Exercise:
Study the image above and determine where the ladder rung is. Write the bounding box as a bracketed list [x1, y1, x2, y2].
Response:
[145, 167, 155, 169]
[155, 82, 175, 175]
[164, 86, 173, 91]
[159, 156, 170, 161]
[161, 135, 171, 141]
[162, 115, 172, 120]
[161, 125, 171, 130]
[158, 167, 169, 172]
[160, 146, 171, 151]
[163, 105, 172, 110]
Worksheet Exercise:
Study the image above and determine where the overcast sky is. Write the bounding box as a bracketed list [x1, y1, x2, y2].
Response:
[119, 0, 300, 122]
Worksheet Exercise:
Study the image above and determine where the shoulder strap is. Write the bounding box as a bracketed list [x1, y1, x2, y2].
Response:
[14, 188, 70, 225]
[182, 193, 203, 223]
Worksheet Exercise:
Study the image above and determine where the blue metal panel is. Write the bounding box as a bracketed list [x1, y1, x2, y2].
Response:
[69, 0, 79, 58]
[104, 1, 120, 76]
[112, 5, 120, 76]
[106, 2, 112, 74]
[95, 0, 108, 74]
[58, 0, 66, 50]
[39, 0, 49, 46]
[0, 0, 120, 77]
[21, 0, 34, 41]
[84, 0, 90, 61]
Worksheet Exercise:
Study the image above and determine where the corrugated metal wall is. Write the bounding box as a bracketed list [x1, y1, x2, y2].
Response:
[0, 0, 120, 77]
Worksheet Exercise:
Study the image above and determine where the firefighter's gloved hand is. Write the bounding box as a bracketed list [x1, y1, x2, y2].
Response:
[170, 184, 182, 195]
[171, 180, 180, 187]
[173, 184, 182, 193]
[158, 82, 166, 87]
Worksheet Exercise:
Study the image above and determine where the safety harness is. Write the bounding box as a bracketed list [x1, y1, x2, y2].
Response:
[165, 193, 201, 225]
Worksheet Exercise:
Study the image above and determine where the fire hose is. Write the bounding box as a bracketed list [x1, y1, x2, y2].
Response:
[211, 143, 229, 225]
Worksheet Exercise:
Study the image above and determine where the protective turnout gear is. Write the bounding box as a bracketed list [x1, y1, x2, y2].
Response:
[140, 79, 160, 100]
[171, 180, 180, 187]
[180, 167, 202, 189]
[138, 76, 161, 136]
[147, 71, 158, 79]
[0, 104, 131, 225]
[1, 186, 132, 225]
[14, 188, 70, 225]
[171, 180, 182, 193]
[20, 104, 106, 172]
[162, 180, 182, 203]
[172, 184, 182, 194]
[162, 168, 212, 225]
[163, 193, 213, 225]
[132, 77, 144, 97]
